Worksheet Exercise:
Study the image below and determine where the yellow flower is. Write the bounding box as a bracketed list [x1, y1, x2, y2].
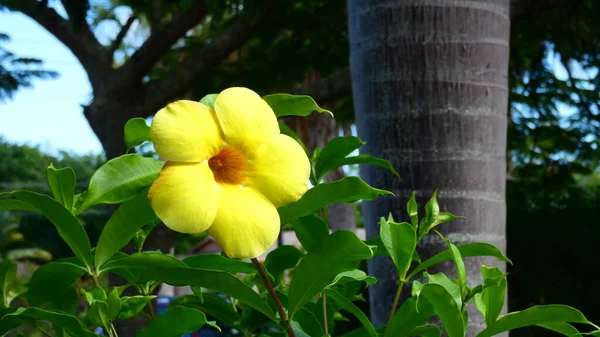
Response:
[147, 87, 310, 258]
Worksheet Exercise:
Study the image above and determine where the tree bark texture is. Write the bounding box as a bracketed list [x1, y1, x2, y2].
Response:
[348, 0, 510, 334]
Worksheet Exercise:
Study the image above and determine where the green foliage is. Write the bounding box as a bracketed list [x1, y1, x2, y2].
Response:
[263, 93, 333, 118]
[123, 118, 150, 151]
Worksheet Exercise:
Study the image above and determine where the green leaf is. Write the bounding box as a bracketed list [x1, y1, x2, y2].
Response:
[95, 191, 157, 268]
[364, 236, 387, 256]
[279, 121, 308, 154]
[287, 230, 374, 319]
[124, 117, 150, 150]
[336, 154, 399, 177]
[0, 307, 99, 337]
[79, 154, 164, 213]
[136, 305, 219, 337]
[10, 191, 92, 269]
[421, 190, 440, 234]
[325, 289, 377, 337]
[290, 214, 329, 252]
[0, 260, 16, 309]
[184, 254, 258, 275]
[410, 325, 442, 337]
[407, 191, 419, 228]
[475, 265, 507, 326]
[46, 163, 76, 210]
[99, 252, 186, 275]
[265, 245, 304, 285]
[408, 243, 511, 280]
[199, 93, 219, 109]
[82, 285, 107, 304]
[536, 322, 581, 337]
[445, 239, 467, 296]
[27, 262, 85, 307]
[419, 283, 465, 337]
[0, 198, 37, 212]
[170, 293, 240, 327]
[314, 136, 364, 181]
[263, 93, 333, 118]
[385, 297, 435, 337]
[86, 300, 110, 329]
[278, 176, 392, 225]
[328, 269, 377, 288]
[106, 288, 121, 321]
[290, 320, 312, 337]
[380, 217, 416, 279]
[118, 296, 155, 320]
[423, 272, 462, 307]
[477, 305, 592, 337]
[139, 267, 276, 321]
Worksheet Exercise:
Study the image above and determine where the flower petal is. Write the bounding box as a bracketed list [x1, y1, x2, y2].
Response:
[150, 100, 224, 162]
[248, 134, 310, 207]
[148, 161, 220, 234]
[214, 87, 279, 151]
[208, 185, 280, 259]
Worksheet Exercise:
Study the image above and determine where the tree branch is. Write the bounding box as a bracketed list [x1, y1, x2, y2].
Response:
[108, 15, 136, 58]
[4, 0, 109, 82]
[119, 1, 208, 83]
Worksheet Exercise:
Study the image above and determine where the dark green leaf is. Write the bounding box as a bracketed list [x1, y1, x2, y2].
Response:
[410, 325, 442, 337]
[325, 289, 377, 337]
[380, 217, 416, 279]
[10, 191, 92, 268]
[0, 307, 99, 337]
[27, 262, 85, 307]
[408, 243, 511, 280]
[536, 322, 581, 337]
[314, 136, 364, 181]
[184, 254, 257, 275]
[99, 252, 186, 275]
[265, 245, 304, 285]
[263, 93, 333, 118]
[278, 176, 392, 225]
[136, 306, 220, 337]
[294, 307, 324, 337]
[0, 260, 16, 309]
[477, 305, 592, 337]
[290, 214, 329, 252]
[170, 293, 240, 327]
[86, 300, 110, 329]
[199, 93, 218, 109]
[290, 320, 312, 337]
[118, 296, 155, 320]
[124, 117, 150, 150]
[364, 236, 388, 256]
[419, 283, 465, 337]
[46, 163, 76, 210]
[287, 230, 374, 318]
[0, 199, 37, 212]
[79, 154, 164, 213]
[95, 192, 157, 268]
[335, 154, 399, 178]
[385, 297, 434, 337]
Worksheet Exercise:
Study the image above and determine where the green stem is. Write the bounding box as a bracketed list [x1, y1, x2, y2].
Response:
[387, 280, 405, 325]
[322, 293, 329, 335]
[251, 258, 296, 337]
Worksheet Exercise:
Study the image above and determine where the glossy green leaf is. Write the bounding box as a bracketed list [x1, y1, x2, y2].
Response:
[474, 265, 507, 326]
[265, 245, 304, 285]
[0, 260, 16, 309]
[0, 307, 99, 337]
[184, 254, 257, 275]
[337, 154, 399, 177]
[95, 191, 157, 268]
[445, 239, 467, 296]
[170, 293, 240, 327]
[385, 297, 435, 337]
[139, 267, 275, 320]
[27, 261, 85, 307]
[10, 191, 92, 268]
[328, 269, 377, 288]
[536, 322, 581, 337]
[79, 154, 164, 212]
[279, 176, 392, 225]
[421, 190, 440, 234]
[423, 272, 461, 307]
[199, 93, 218, 109]
[124, 117, 150, 150]
[263, 93, 332, 118]
[0, 198, 37, 212]
[290, 214, 329, 252]
[279, 121, 308, 154]
[477, 305, 591, 337]
[118, 295, 155, 320]
[380, 217, 416, 279]
[407, 192, 419, 228]
[419, 283, 465, 337]
[287, 230, 374, 319]
[408, 243, 511, 280]
[46, 163, 76, 210]
[314, 136, 364, 181]
[99, 252, 186, 275]
[136, 306, 219, 337]
[410, 325, 442, 337]
[325, 289, 377, 337]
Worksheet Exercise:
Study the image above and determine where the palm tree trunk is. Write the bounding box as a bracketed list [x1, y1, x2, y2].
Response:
[348, 1, 510, 334]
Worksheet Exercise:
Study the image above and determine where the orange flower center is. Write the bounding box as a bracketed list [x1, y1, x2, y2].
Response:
[208, 146, 248, 185]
